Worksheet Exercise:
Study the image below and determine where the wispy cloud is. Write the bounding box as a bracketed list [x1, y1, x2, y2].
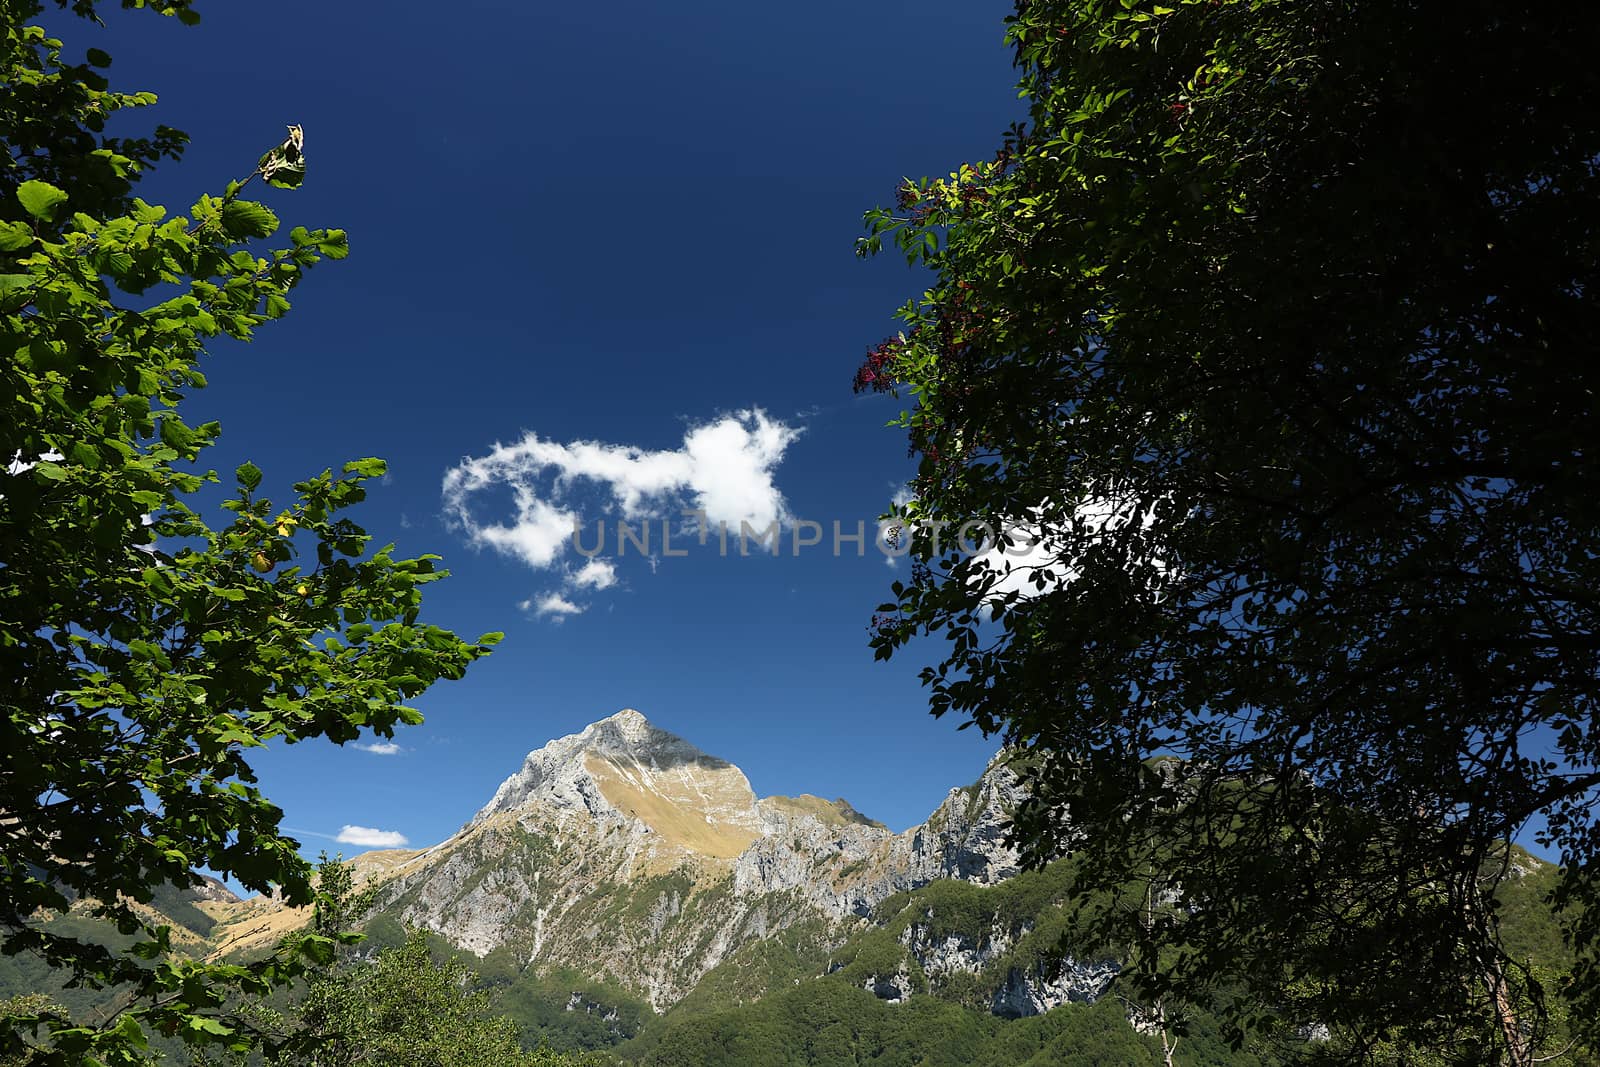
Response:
[283, 824, 412, 850]
[569, 559, 617, 591]
[353, 740, 402, 755]
[443, 409, 801, 618]
[336, 825, 409, 848]
[522, 593, 585, 621]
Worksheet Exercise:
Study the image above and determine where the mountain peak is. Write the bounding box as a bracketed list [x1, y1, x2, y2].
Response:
[472, 711, 765, 857]
[576, 708, 704, 761]
[599, 706, 649, 729]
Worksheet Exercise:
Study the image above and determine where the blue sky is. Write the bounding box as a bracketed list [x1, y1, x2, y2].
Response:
[86, 0, 1026, 852]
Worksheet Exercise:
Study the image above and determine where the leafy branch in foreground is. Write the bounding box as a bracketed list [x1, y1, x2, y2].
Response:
[1, 3, 498, 1062]
[858, 1, 1600, 1062]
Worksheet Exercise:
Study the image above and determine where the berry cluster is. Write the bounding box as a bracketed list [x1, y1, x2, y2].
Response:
[854, 335, 908, 394]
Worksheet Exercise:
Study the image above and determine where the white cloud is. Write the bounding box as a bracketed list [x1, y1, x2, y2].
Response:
[335, 825, 409, 848]
[969, 518, 1068, 605]
[441, 409, 800, 575]
[680, 413, 798, 532]
[443, 409, 801, 620]
[569, 558, 617, 591]
[5, 450, 64, 476]
[968, 496, 1162, 609]
[467, 493, 578, 571]
[354, 741, 402, 755]
[530, 593, 585, 620]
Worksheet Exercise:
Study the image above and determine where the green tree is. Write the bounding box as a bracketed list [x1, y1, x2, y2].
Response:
[258, 860, 594, 1067]
[0, 2, 497, 1062]
[283, 930, 574, 1067]
[857, 0, 1600, 1061]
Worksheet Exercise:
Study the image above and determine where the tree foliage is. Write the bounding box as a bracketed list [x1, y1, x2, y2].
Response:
[282, 930, 590, 1067]
[0, 3, 497, 1062]
[858, 0, 1600, 1059]
[642, 981, 1172, 1067]
[244, 859, 594, 1067]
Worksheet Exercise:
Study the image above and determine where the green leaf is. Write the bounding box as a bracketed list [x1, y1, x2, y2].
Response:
[113, 1013, 148, 1048]
[142, 567, 173, 595]
[342, 458, 387, 479]
[85, 47, 112, 67]
[160, 417, 197, 453]
[0, 274, 34, 302]
[220, 199, 279, 239]
[235, 461, 263, 492]
[17, 180, 68, 221]
[316, 229, 349, 259]
[128, 939, 164, 961]
[264, 163, 305, 190]
[296, 936, 336, 966]
[187, 1017, 233, 1036]
[32, 462, 67, 482]
[0, 222, 35, 251]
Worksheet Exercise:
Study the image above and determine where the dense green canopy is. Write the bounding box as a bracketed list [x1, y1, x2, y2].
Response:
[858, 1, 1600, 1060]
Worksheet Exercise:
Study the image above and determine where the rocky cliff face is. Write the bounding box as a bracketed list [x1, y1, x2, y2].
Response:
[732, 762, 1026, 918]
[350, 709, 1041, 1011]
[196, 710, 1094, 1019]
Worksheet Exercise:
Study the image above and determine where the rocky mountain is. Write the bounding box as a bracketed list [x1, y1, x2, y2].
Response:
[303, 708, 1078, 1013]
[197, 708, 1118, 1026]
